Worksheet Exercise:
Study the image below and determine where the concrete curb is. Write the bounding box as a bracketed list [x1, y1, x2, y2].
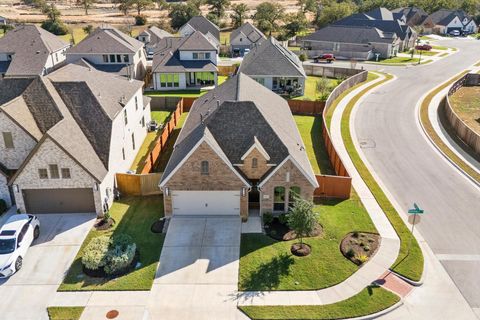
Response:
[389, 270, 423, 287]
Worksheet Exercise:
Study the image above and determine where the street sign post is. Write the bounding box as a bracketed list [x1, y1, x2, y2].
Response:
[407, 203, 425, 255]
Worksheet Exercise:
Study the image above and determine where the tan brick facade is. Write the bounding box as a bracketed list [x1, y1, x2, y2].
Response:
[260, 159, 315, 214]
[163, 141, 248, 217]
[238, 147, 270, 180]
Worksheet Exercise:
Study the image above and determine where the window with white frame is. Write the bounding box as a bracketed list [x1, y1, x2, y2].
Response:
[192, 52, 211, 60]
[159, 73, 180, 88]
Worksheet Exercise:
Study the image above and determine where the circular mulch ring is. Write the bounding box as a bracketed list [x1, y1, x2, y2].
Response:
[94, 218, 115, 231]
[340, 232, 380, 265]
[151, 218, 166, 233]
[106, 310, 119, 319]
[83, 250, 140, 278]
[291, 243, 311, 257]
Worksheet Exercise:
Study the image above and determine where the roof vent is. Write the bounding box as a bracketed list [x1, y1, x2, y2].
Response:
[120, 95, 126, 104]
[216, 100, 220, 107]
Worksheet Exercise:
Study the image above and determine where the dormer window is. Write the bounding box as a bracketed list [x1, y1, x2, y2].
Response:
[192, 52, 211, 60]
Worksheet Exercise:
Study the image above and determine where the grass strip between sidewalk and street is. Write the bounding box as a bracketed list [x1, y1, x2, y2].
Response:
[238, 285, 400, 320]
[419, 70, 480, 184]
[47, 306, 85, 320]
[339, 73, 424, 281]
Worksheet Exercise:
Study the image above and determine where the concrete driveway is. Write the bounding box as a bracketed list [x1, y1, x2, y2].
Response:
[0, 211, 94, 320]
[147, 216, 248, 320]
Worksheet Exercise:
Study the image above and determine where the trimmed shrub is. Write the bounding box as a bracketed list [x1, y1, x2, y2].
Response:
[299, 53, 308, 62]
[135, 15, 147, 26]
[278, 213, 288, 225]
[41, 20, 68, 35]
[0, 199, 6, 214]
[104, 242, 136, 275]
[82, 236, 111, 270]
[345, 248, 355, 258]
[262, 212, 274, 225]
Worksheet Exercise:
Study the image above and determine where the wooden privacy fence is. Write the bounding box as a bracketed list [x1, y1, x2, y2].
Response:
[116, 173, 163, 196]
[218, 65, 237, 76]
[314, 175, 351, 199]
[287, 99, 325, 115]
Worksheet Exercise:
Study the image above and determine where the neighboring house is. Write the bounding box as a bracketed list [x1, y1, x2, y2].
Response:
[0, 25, 70, 78]
[66, 26, 147, 81]
[392, 6, 429, 27]
[230, 22, 266, 57]
[0, 62, 151, 215]
[423, 9, 478, 34]
[238, 37, 306, 95]
[331, 8, 417, 52]
[179, 16, 220, 47]
[151, 31, 218, 91]
[303, 25, 399, 60]
[0, 166, 10, 207]
[159, 73, 318, 220]
[0, 16, 7, 25]
[136, 26, 173, 59]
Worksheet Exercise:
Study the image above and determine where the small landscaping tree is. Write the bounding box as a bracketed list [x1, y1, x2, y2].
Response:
[287, 196, 318, 254]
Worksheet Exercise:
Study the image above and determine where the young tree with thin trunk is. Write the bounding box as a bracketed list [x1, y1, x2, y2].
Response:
[287, 197, 318, 250]
[206, 0, 230, 19]
[77, 0, 94, 15]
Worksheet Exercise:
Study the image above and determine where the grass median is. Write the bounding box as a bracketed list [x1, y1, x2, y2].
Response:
[419, 70, 480, 184]
[340, 73, 423, 281]
[47, 307, 84, 320]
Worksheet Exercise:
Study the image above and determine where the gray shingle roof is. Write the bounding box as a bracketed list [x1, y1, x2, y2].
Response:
[161, 73, 317, 187]
[138, 26, 173, 45]
[303, 25, 396, 44]
[364, 8, 394, 21]
[230, 22, 266, 44]
[152, 32, 217, 73]
[427, 9, 469, 26]
[182, 16, 220, 40]
[67, 26, 144, 55]
[333, 17, 411, 40]
[238, 37, 306, 78]
[0, 24, 69, 77]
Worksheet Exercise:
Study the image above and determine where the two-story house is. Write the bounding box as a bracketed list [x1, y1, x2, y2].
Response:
[159, 73, 318, 220]
[136, 26, 173, 59]
[230, 22, 266, 57]
[152, 31, 218, 91]
[66, 26, 147, 81]
[423, 9, 478, 34]
[179, 16, 220, 48]
[0, 61, 151, 215]
[0, 25, 70, 78]
[238, 37, 307, 96]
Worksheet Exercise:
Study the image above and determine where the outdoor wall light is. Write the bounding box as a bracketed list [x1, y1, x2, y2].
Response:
[13, 184, 19, 193]
[164, 187, 170, 197]
[241, 187, 246, 197]
[94, 183, 99, 191]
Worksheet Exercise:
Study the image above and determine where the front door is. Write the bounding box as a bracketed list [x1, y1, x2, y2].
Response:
[249, 183, 260, 209]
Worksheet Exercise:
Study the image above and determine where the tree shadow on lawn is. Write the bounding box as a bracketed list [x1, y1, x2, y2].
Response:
[60, 196, 165, 290]
[242, 253, 295, 291]
[311, 116, 335, 175]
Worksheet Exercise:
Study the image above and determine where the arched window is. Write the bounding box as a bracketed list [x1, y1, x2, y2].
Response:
[252, 158, 258, 168]
[289, 186, 301, 208]
[274, 186, 286, 211]
[201, 161, 209, 175]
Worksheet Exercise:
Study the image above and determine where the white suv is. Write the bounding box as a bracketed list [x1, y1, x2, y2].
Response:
[0, 214, 40, 278]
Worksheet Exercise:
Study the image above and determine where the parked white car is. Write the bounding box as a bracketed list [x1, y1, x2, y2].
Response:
[0, 214, 40, 278]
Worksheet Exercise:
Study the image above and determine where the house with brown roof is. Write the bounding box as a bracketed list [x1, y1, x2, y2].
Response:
[0, 25, 70, 78]
[151, 31, 218, 91]
[0, 62, 151, 215]
[159, 73, 318, 220]
[66, 26, 147, 80]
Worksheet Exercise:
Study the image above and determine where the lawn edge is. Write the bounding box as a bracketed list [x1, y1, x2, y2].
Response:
[339, 72, 424, 282]
[47, 306, 85, 320]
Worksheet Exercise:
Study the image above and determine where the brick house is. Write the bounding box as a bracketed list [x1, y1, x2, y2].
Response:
[66, 26, 147, 81]
[0, 25, 70, 78]
[159, 73, 318, 220]
[0, 61, 151, 215]
[0, 167, 9, 207]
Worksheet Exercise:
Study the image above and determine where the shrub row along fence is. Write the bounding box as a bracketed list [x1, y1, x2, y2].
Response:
[443, 73, 480, 155]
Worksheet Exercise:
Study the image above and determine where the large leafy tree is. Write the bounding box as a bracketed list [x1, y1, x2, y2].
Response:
[230, 3, 249, 28]
[168, 1, 201, 30]
[252, 2, 285, 35]
[130, 0, 154, 15]
[206, 0, 231, 19]
[283, 11, 309, 38]
[314, 1, 356, 28]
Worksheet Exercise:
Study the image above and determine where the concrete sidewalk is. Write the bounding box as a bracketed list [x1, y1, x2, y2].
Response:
[237, 74, 402, 307]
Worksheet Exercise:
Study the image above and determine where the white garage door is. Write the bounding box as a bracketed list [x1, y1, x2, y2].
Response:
[172, 191, 240, 215]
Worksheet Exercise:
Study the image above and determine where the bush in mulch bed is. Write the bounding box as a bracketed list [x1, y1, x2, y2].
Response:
[82, 234, 139, 278]
[340, 232, 380, 265]
[150, 218, 166, 233]
[264, 215, 322, 241]
[94, 211, 115, 231]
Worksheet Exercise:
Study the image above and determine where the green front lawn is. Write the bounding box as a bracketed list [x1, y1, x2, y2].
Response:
[131, 111, 172, 173]
[239, 194, 376, 291]
[431, 45, 449, 51]
[294, 115, 334, 175]
[239, 285, 400, 319]
[374, 57, 420, 64]
[47, 307, 84, 320]
[416, 50, 438, 56]
[293, 76, 339, 101]
[58, 196, 165, 291]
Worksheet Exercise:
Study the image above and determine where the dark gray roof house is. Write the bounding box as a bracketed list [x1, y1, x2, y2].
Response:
[180, 16, 220, 41]
[392, 7, 429, 26]
[230, 22, 266, 45]
[137, 26, 173, 55]
[0, 25, 70, 77]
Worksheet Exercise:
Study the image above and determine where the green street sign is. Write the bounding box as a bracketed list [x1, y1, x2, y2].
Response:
[408, 203, 424, 215]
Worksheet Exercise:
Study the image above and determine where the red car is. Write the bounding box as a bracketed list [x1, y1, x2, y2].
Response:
[415, 44, 432, 51]
[314, 54, 336, 63]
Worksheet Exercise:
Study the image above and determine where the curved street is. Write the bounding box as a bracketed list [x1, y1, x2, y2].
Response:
[353, 38, 480, 316]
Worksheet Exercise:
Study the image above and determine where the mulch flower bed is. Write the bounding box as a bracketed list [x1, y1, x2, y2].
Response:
[340, 232, 380, 265]
[94, 218, 115, 231]
[150, 218, 166, 233]
[291, 243, 311, 257]
[265, 217, 322, 241]
[82, 250, 140, 278]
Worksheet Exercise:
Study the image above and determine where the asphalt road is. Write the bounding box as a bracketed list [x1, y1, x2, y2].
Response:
[353, 38, 480, 312]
